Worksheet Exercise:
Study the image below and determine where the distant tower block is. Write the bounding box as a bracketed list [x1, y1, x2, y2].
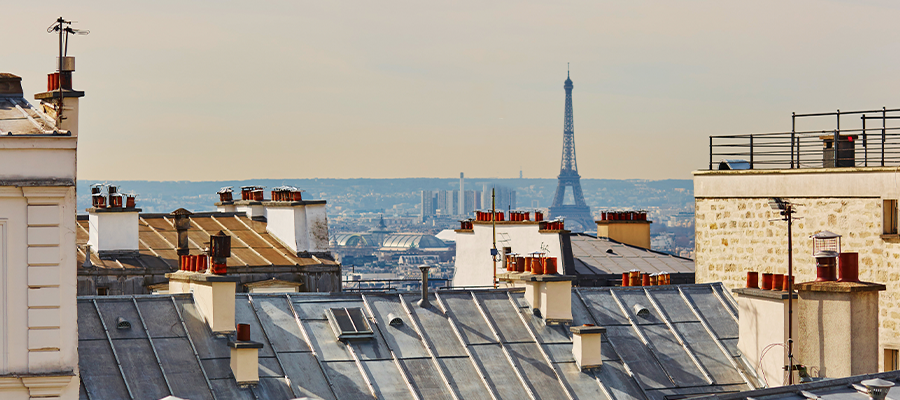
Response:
[459, 172, 465, 217]
[549, 68, 593, 232]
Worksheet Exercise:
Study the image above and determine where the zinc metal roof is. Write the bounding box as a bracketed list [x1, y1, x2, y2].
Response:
[570, 234, 694, 276]
[78, 283, 759, 400]
[699, 370, 900, 400]
[75, 212, 339, 271]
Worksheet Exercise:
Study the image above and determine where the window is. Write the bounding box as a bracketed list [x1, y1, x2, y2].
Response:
[96, 287, 109, 296]
[885, 200, 898, 235]
[886, 349, 899, 371]
[325, 307, 373, 340]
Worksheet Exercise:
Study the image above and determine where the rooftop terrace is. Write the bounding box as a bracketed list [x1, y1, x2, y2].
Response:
[708, 107, 900, 171]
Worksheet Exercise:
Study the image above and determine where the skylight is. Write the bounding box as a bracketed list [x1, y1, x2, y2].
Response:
[326, 307, 374, 340]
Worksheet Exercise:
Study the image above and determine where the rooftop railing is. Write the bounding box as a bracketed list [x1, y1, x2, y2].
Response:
[709, 107, 900, 170]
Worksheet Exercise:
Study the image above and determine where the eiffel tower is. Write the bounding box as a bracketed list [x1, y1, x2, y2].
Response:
[549, 69, 593, 232]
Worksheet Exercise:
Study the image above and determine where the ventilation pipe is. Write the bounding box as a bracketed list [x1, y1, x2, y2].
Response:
[171, 208, 192, 257]
[418, 265, 431, 308]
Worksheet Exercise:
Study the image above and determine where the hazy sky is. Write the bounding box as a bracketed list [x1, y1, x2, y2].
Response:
[6, 1, 900, 181]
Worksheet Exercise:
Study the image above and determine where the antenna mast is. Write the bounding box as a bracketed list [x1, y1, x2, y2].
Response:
[46, 17, 89, 127]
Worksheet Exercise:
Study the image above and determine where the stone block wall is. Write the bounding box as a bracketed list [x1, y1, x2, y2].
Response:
[695, 196, 900, 372]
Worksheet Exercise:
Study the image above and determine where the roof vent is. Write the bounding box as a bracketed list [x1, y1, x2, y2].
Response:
[326, 307, 374, 340]
[116, 317, 131, 330]
[386, 313, 403, 327]
[861, 378, 894, 400]
[632, 304, 650, 317]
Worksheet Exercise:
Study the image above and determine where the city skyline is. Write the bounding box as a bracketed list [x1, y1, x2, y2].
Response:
[6, 1, 900, 181]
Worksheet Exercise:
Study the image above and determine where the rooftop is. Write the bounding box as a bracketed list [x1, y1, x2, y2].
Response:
[76, 212, 339, 272]
[570, 234, 694, 276]
[707, 107, 900, 171]
[699, 370, 900, 400]
[77, 283, 758, 400]
[0, 73, 60, 135]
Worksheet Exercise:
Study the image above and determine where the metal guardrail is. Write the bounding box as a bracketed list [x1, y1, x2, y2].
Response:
[709, 108, 900, 170]
[341, 278, 451, 292]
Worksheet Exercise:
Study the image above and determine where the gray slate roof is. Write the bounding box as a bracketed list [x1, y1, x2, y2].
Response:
[570, 234, 694, 276]
[78, 283, 758, 400]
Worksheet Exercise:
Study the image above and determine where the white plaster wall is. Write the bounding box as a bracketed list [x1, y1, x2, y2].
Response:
[266, 206, 309, 254]
[0, 188, 29, 374]
[0, 149, 75, 182]
[453, 223, 564, 287]
[305, 204, 329, 252]
[736, 294, 797, 387]
[87, 211, 139, 252]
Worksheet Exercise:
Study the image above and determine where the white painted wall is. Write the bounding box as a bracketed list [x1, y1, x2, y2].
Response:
[453, 223, 564, 287]
[266, 205, 308, 254]
[0, 164, 79, 398]
[87, 211, 139, 253]
[236, 203, 266, 218]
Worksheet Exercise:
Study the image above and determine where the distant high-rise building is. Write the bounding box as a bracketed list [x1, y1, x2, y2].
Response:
[482, 183, 516, 211]
[421, 190, 435, 220]
[463, 190, 481, 215]
[459, 173, 465, 218]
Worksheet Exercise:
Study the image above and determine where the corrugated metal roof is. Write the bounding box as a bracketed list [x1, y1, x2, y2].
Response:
[79, 283, 759, 400]
[570, 234, 694, 275]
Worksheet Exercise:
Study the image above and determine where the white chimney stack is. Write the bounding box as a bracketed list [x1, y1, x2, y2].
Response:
[571, 325, 605, 370]
[229, 323, 263, 386]
[87, 205, 141, 258]
[265, 199, 329, 256]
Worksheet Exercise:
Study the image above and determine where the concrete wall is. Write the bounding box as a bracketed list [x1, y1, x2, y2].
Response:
[454, 222, 564, 287]
[694, 168, 900, 372]
[797, 289, 881, 377]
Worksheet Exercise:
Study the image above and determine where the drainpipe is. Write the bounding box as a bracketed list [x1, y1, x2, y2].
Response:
[418, 265, 431, 308]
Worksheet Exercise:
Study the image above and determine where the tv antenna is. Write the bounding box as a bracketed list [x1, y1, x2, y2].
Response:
[46, 17, 89, 126]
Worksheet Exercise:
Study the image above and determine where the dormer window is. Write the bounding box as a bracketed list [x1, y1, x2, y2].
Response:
[326, 307, 373, 340]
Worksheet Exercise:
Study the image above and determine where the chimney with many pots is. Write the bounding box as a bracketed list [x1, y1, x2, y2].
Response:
[596, 210, 652, 249]
[87, 184, 141, 258]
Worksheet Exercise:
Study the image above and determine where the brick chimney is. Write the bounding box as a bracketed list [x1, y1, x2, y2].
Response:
[596, 211, 652, 249]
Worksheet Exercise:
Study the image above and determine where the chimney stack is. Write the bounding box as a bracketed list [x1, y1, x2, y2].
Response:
[265, 196, 330, 256]
[87, 185, 141, 258]
[596, 211, 652, 249]
[228, 323, 263, 386]
[571, 325, 606, 370]
[795, 279, 885, 378]
[35, 56, 85, 136]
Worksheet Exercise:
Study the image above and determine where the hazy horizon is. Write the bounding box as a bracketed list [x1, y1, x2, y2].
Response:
[7, 1, 900, 181]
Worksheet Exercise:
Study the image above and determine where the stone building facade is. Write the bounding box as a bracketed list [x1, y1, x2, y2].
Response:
[694, 167, 900, 372]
